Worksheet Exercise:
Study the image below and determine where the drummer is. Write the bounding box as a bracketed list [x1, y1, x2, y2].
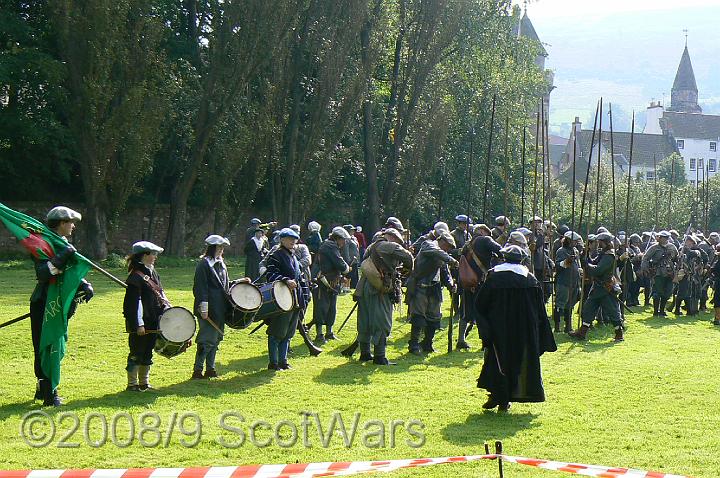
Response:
[123, 241, 167, 391]
[264, 228, 311, 370]
[192, 235, 231, 379]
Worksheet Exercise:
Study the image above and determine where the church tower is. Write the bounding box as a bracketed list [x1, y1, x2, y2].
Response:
[668, 45, 702, 113]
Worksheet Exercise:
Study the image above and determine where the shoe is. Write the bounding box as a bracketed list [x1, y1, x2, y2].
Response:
[278, 362, 291, 370]
[613, 327, 624, 342]
[325, 333, 337, 340]
[126, 385, 141, 392]
[191, 369, 205, 379]
[43, 391, 63, 407]
[139, 384, 156, 392]
[482, 397, 499, 409]
[359, 352, 374, 362]
[569, 324, 590, 340]
[204, 369, 218, 378]
[713, 319, 720, 326]
[456, 341, 471, 350]
[409, 347, 422, 356]
[315, 334, 326, 343]
[34, 385, 42, 401]
[373, 356, 396, 365]
[268, 362, 279, 371]
[498, 402, 512, 412]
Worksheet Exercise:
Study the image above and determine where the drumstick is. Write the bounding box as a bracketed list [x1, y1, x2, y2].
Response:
[124, 330, 161, 334]
[202, 316, 225, 337]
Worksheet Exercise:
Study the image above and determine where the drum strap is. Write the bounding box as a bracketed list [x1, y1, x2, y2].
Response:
[134, 271, 171, 309]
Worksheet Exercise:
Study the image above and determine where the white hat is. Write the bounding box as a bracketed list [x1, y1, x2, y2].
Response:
[132, 241, 164, 254]
[433, 221, 449, 233]
[509, 231, 528, 245]
[308, 221, 321, 232]
[331, 226, 351, 240]
[563, 231, 582, 241]
[205, 235, 230, 246]
[437, 231, 456, 248]
[47, 206, 82, 222]
[356, 226, 363, 232]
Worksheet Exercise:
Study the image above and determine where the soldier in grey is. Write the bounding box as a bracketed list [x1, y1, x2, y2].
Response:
[641, 230, 678, 317]
[405, 231, 458, 354]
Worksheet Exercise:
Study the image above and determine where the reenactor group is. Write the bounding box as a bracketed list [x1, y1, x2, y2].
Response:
[19, 205, 720, 411]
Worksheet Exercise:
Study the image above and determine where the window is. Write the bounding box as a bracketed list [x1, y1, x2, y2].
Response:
[710, 159, 717, 172]
[711, 142, 717, 152]
[698, 158, 704, 170]
[690, 158, 696, 170]
[646, 170, 655, 180]
[677, 139, 685, 149]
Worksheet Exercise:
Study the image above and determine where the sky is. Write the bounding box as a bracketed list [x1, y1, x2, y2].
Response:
[516, 0, 720, 137]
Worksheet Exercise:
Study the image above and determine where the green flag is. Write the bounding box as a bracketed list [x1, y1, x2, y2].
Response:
[0, 202, 92, 391]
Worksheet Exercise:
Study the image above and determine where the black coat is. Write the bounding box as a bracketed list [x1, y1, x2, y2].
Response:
[475, 266, 557, 403]
[123, 265, 166, 333]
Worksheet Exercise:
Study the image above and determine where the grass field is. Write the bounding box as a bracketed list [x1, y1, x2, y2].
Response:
[0, 259, 716, 477]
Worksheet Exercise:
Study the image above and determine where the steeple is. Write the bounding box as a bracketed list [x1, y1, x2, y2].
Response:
[668, 45, 702, 113]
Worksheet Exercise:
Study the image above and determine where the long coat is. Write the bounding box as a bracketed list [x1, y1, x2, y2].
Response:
[193, 257, 230, 346]
[475, 264, 557, 403]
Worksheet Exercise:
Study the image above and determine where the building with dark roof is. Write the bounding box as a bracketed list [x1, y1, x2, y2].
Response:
[559, 117, 678, 187]
[643, 45, 719, 185]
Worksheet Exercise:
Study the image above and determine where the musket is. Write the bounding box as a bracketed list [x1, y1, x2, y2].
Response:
[297, 306, 322, 356]
[482, 94, 496, 222]
[337, 302, 358, 334]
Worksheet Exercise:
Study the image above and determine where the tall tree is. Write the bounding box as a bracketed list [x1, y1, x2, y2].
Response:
[52, 0, 170, 258]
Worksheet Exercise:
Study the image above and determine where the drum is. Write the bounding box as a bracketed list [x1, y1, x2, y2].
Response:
[256, 281, 297, 321]
[154, 306, 196, 358]
[227, 282, 262, 329]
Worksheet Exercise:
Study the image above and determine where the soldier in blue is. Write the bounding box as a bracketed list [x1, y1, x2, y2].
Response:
[264, 228, 311, 370]
[570, 232, 625, 342]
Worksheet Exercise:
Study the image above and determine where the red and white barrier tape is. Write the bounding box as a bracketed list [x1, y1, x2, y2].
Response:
[0, 454, 693, 478]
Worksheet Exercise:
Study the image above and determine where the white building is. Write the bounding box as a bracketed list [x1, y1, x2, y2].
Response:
[644, 45, 720, 186]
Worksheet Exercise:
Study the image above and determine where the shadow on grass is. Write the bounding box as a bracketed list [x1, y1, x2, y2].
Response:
[633, 310, 705, 329]
[0, 365, 277, 422]
[441, 411, 540, 444]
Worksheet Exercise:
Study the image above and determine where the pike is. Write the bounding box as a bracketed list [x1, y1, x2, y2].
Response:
[594, 99, 603, 229]
[482, 94, 496, 222]
[622, 111, 636, 306]
[542, 100, 556, 313]
[532, 111, 540, 226]
[668, 154, 675, 227]
[541, 99, 547, 219]
[520, 126, 527, 223]
[576, 100, 600, 327]
[609, 103, 617, 232]
[503, 114, 510, 216]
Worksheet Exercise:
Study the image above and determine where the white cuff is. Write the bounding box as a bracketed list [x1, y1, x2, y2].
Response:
[200, 302, 209, 314]
[48, 262, 61, 276]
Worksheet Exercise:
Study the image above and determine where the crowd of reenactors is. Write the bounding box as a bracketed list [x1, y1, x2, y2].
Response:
[21, 205, 720, 411]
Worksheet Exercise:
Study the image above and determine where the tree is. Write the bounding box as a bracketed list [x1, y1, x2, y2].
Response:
[657, 153, 687, 186]
[52, 0, 170, 258]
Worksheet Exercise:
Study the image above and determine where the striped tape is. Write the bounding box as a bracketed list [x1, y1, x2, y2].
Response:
[0, 454, 693, 478]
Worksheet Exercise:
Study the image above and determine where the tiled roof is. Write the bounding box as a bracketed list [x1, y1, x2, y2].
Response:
[661, 112, 720, 141]
[672, 46, 698, 92]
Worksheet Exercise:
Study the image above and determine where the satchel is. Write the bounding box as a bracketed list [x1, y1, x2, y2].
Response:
[458, 255, 480, 289]
[360, 257, 388, 292]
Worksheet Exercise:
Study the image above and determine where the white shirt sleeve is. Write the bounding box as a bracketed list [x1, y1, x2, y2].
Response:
[200, 302, 209, 315]
[137, 301, 144, 327]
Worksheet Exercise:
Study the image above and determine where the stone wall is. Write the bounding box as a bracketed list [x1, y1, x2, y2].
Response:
[0, 201, 273, 257]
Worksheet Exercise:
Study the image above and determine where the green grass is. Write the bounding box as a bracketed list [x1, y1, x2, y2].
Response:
[0, 261, 715, 477]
